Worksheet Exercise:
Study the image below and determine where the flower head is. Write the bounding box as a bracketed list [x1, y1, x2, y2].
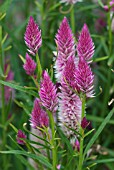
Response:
[74, 139, 80, 151]
[77, 24, 95, 63]
[16, 130, 26, 145]
[60, 0, 82, 5]
[58, 86, 82, 138]
[30, 98, 49, 129]
[55, 17, 76, 81]
[81, 117, 89, 129]
[23, 53, 36, 75]
[104, 5, 109, 12]
[39, 71, 58, 113]
[24, 16, 42, 56]
[74, 57, 94, 98]
[62, 56, 78, 90]
[4, 63, 15, 104]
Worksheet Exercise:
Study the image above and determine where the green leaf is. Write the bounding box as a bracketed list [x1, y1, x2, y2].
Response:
[87, 115, 114, 125]
[9, 123, 18, 133]
[93, 56, 109, 62]
[0, 150, 52, 169]
[1, 33, 8, 45]
[87, 158, 114, 165]
[84, 129, 95, 138]
[0, 13, 6, 20]
[0, 80, 38, 97]
[76, 4, 98, 13]
[57, 127, 74, 154]
[34, 1, 42, 13]
[48, 3, 61, 12]
[16, 155, 35, 170]
[23, 123, 50, 144]
[6, 146, 35, 170]
[84, 108, 114, 157]
[98, 0, 104, 7]
[36, 53, 42, 81]
[14, 100, 30, 115]
[0, 0, 12, 13]
[0, 65, 4, 77]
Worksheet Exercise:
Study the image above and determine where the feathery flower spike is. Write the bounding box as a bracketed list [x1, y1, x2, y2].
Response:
[24, 16, 42, 56]
[62, 56, 78, 90]
[60, 0, 82, 5]
[30, 98, 49, 129]
[77, 24, 94, 63]
[58, 86, 82, 138]
[74, 57, 94, 98]
[16, 130, 27, 145]
[23, 53, 36, 76]
[39, 70, 58, 113]
[55, 17, 76, 81]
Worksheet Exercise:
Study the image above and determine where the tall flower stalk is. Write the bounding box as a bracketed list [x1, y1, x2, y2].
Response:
[24, 16, 42, 81]
[54, 17, 94, 170]
[39, 71, 58, 169]
[18, 16, 95, 170]
[78, 95, 86, 170]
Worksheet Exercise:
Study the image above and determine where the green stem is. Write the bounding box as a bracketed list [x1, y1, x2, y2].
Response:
[48, 111, 57, 170]
[31, 75, 40, 91]
[70, 5, 75, 34]
[43, 132, 51, 163]
[78, 95, 86, 170]
[36, 52, 42, 81]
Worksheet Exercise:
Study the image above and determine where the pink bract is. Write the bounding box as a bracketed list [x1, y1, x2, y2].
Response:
[24, 16, 42, 56]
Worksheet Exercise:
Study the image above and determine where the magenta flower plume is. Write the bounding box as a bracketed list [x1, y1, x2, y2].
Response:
[39, 71, 58, 113]
[74, 139, 80, 151]
[30, 98, 49, 129]
[77, 24, 94, 63]
[55, 17, 76, 81]
[4, 63, 15, 104]
[81, 117, 89, 129]
[74, 57, 94, 98]
[58, 86, 82, 138]
[24, 16, 42, 56]
[16, 130, 27, 145]
[23, 53, 36, 76]
[62, 56, 78, 90]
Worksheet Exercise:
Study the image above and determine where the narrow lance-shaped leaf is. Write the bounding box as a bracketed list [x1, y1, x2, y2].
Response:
[84, 108, 114, 157]
[0, 150, 53, 169]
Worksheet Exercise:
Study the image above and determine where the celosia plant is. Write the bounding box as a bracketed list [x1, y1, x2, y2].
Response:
[23, 16, 95, 170]
[0, 0, 114, 169]
[2, 14, 114, 170]
[15, 16, 95, 170]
